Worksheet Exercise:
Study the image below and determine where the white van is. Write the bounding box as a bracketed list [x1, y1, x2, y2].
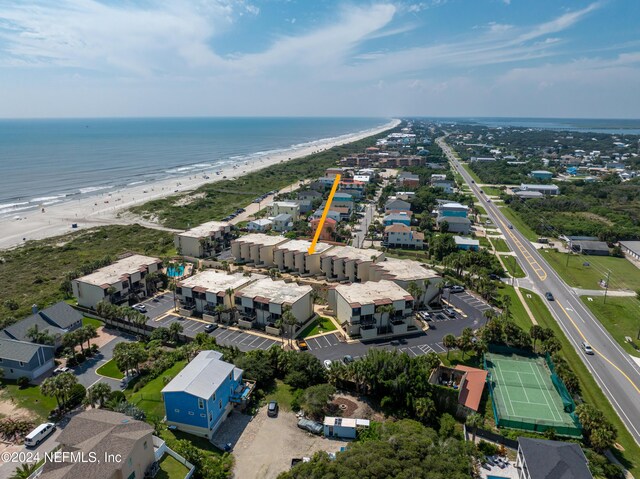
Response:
[25, 423, 56, 447]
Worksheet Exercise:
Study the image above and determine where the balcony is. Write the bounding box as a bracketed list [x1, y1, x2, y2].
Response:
[238, 317, 255, 330]
[360, 324, 378, 340]
[390, 318, 408, 335]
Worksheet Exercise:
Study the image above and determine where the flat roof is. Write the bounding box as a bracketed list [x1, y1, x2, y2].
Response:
[439, 202, 468, 209]
[620, 241, 640, 255]
[323, 417, 370, 428]
[454, 236, 480, 246]
[76, 254, 161, 287]
[375, 258, 439, 281]
[236, 278, 312, 305]
[334, 280, 411, 305]
[520, 183, 559, 190]
[178, 270, 264, 294]
[271, 201, 299, 208]
[274, 239, 333, 255]
[321, 245, 384, 263]
[178, 221, 230, 239]
[234, 233, 289, 247]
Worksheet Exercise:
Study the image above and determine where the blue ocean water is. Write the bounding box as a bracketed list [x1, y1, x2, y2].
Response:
[0, 117, 387, 217]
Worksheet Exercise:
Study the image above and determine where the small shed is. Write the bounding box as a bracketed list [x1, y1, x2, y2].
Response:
[323, 417, 370, 439]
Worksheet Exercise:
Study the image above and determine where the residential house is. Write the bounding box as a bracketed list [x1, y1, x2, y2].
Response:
[519, 184, 560, 195]
[515, 190, 544, 200]
[163, 351, 252, 438]
[436, 216, 471, 235]
[394, 191, 416, 200]
[619, 241, 640, 261]
[384, 198, 411, 212]
[174, 221, 232, 258]
[454, 236, 480, 251]
[268, 201, 300, 221]
[247, 218, 273, 232]
[0, 338, 54, 380]
[382, 212, 411, 227]
[293, 199, 313, 213]
[325, 167, 344, 178]
[38, 410, 156, 479]
[329, 280, 414, 339]
[72, 254, 163, 309]
[516, 437, 593, 479]
[320, 246, 385, 283]
[310, 217, 337, 241]
[323, 417, 370, 439]
[2, 302, 83, 349]
[353, 174, 371, 183]
[437, 202, 469, 218]
[298, 189, 323, 201]
[338, 178, 366, 198]
[272, 213, 293, 232]
[311, 209, 341, 223]
[370, 258, 441, 305]
[429, 365, 487, 415]
[430, 174, 447, 183]
[332, 192, 354, 210]
[234, 278, 314, 332]
[176, 271, 264, 318]
[231, 234, 290, 267]
[273, 239, 334, 276]
[432, 180, 455, 194]
[383, 224, 424, 249]
[328, 205, 352, 221]
[529, 170, 554, 180]
[397, 172, 420, 189]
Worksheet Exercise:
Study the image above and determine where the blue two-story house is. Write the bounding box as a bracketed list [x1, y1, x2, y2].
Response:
[383, 212, 411, 227]
[0, 338, 55, 380]
[162, 350, 253, 439]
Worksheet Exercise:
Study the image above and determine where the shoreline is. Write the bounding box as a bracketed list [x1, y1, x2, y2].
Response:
[0, 119, 400, 250]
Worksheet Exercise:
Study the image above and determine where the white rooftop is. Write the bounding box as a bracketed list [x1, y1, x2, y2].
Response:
[323, 417, 370, 428]
[321, 245, 384, 263]
[234, 233, 289, 246]
[178, 221, 230, 239]
[249, 219, 273, 226]
[162, 350, 238, 399]
[334, 280, 411, 305]
[76, 254, 161, 287]
[271, 201, 299, 208]
[237, 278, 312, 304]
[375, 258, 440, 281]
[440, 202, 468, 209]
[274, 239, 333, 255]
[178, 270, 264, 293]
[454, 236, 480, 246]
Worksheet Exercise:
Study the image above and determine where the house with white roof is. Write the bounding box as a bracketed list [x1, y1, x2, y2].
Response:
[269, 201, 300, 221]
[247, 218, 273, 232]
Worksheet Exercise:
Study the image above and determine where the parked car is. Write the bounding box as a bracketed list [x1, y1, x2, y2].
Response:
[267, 401, 279, 417]
[343, 355, 354, 364]
[444, 308, 456, 318]
[25, 423, 56, 447]
[297, 339, 308, 350]
[53, 366, 70, 375]
[449, 285, 465, 293]
[297, 418, 323, 435]
[204, 323, 218, 333]
[323, 359, 332, 370]
[488, 274, 500, 281]
[132, 303, 147, 313]
[581, 341, 594, 355]
[545, 292, 555, 301]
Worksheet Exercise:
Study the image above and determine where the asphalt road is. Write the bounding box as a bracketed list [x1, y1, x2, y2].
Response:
[438, 136, 640, 444]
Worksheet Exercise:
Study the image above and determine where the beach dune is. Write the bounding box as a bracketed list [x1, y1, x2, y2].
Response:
[0, 119, 399, 250]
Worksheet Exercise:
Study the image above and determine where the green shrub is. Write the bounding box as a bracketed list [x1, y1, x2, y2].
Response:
[16, 376, 30, 388]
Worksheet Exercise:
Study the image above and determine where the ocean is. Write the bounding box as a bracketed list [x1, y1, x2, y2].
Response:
[0, 117, 387, 218]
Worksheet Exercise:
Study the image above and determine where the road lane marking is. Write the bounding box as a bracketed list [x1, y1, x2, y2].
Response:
[557, 301, 640, 395]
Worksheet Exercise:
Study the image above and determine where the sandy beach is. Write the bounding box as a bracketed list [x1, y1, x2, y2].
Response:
[0, 119, 399, 250]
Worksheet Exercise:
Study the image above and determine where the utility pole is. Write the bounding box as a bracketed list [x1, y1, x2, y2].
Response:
[603, 270, 611, 304]
[565, 250, 570, 267]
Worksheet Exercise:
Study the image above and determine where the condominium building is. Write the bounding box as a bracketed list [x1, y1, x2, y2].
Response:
[72, 254, 163, 309]
[234, 278, 314, 333]
[273, 240, 334, 276]
[329, 280, 414, 339]
[176, 271, 264, 318]
[174, 221, 232, 258]
[370, 258, 441, 306]
[231, 234, 290, 267]
[319, 246, 385, 283]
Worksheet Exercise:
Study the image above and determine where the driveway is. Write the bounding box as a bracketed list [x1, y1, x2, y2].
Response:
[0, 425, 61, 479]
[74, 331, 134, 389]
[218, 408, 346, 479]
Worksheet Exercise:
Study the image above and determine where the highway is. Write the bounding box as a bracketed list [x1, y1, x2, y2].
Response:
[437, 136, 640, 445]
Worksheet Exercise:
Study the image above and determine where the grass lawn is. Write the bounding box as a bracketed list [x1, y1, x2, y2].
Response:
[126, 361, 186, 419]
[490, 237, 510, 253]
[264, 380, 297, 411]
[478, 236, 491, 249]
[519, 289, 640, 475]
[156, 454, 191, 479]
[499, 207, 538, 242]
[482, 186, 504, 196]
[502, 255, 526, 278]
[542, 250, 640, 291]
[82, 316, 103, 328]
[475, 205, 487, 215]
[298, 316, 337, 338]
[461, 163, 482, 184]
[581, 297, 640, 357]
[96, 359, 124, 380]
[496, 285, 531, 331]
[0, 381, 57, 421]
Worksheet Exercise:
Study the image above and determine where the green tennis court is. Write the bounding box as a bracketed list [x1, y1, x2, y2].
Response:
[484, 347, 582, 437]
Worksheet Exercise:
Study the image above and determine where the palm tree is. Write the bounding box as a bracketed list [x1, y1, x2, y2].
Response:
[40, 376, 63, 409]
[374, 304, 395, 332]
[83, 324, 99, 349]
[282, 307, 297, 347]
[85, 382, 112, 408]
[26, 325, 54, 345]
[530, 324, 544, 352]
[169, 322, 183, 343]
[466, 413, 484, 443]
[407, 281, 423, 311]
[10, 463, 38, 479]
[443, 334, 457, 360]
[501, 294, 512, 319]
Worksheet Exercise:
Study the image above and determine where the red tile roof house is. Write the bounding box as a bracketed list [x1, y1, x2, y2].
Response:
[310, 217, 337, 241]
[429, 364, 488, 415]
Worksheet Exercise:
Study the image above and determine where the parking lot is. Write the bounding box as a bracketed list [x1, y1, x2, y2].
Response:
[445, 289, 493, 324]
[305, 334, 340, 351]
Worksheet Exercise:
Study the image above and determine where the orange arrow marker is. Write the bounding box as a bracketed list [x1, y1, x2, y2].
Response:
[308, 174, 341, 254]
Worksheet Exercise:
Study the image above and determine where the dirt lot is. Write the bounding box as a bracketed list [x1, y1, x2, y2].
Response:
[222, 408, 347, 479]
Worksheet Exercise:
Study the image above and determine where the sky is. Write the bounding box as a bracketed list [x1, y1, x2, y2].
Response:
[0, 0, 638, 119]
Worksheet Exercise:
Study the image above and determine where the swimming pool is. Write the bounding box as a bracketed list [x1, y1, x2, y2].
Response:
[167, 264, 185, 277]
